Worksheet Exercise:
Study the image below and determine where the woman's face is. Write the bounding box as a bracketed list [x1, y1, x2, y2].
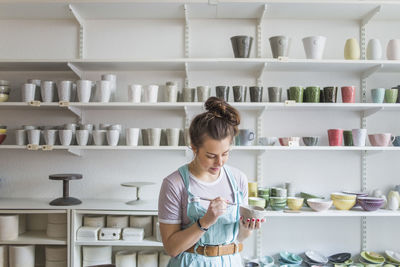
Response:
[192, 135, 232, 176]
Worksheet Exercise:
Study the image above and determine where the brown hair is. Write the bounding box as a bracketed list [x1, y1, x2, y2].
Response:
[189, 97, 240, 149]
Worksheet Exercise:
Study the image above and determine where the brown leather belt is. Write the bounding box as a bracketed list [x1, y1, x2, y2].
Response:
[186, 243, 243, 257]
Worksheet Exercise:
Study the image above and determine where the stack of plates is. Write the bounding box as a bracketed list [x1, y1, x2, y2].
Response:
[328, 252, 352, 265]
[360, 251, 385, 266]
[385, 250, 400, 265]
[303, 251, 329, 266]
[279, 251, 303, 266]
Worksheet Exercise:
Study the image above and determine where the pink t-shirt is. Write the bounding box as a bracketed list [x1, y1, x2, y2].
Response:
[158, 165, 248, 226]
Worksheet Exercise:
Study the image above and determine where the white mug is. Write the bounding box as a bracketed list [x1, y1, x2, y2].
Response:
[57, 80, 74, 102]
[144, 85, 159, 103]
[101, 74, 116, 101]
[41, 81, 56, 102]
[387, 39, 400, 60]
[95, 80, 111, 103]
[128, 84, 142, 103]
[59, 130, 72, 146]
[42, 129, 58, 146]
[27, 129, 40, 145]
[367, 38, 382, 60]
[302, 36, 327, 59]
[352, 128, 367, 147]
[126, 128, 140, 146]
[21, 83, 36, 102]
[106, 130, 120, 146]
[15, 129, 26, 146]
[76, 129, 89, 146]
[92, 130, 106, 146]
[77, 80, 93, 103]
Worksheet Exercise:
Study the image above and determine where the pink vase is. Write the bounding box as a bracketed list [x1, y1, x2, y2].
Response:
[341, 86, 355, 103]
[328, 129, 344, 146]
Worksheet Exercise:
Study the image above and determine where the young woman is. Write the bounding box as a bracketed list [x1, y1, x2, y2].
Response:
[158, 97, 264, 266]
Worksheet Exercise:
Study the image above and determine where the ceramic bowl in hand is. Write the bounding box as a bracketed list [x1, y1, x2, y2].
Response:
[307, 198, 332, 212]
[240, 205, 267, 221]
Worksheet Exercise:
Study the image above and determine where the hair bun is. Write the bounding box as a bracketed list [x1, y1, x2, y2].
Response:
[204, 97, 240, 126]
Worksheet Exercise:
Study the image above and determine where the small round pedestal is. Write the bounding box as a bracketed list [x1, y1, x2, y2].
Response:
[49, 173, 82, 206]
[121, 182, 155, 205]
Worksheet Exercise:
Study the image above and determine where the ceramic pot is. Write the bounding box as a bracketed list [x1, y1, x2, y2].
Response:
[302, 36, 327, 59]
[387, 39, 400, 60]
[344, 38, 360, 60]
[367, 38, 382, 60]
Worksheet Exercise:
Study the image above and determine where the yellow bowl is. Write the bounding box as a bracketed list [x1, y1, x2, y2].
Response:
[331, 192, 356, 201]
[287, 197, 304, 211]
[0, 129, 6, 134]
[332, 198, 356, 210]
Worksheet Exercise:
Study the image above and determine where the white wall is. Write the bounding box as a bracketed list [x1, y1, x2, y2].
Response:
[0, 13, 399, 260]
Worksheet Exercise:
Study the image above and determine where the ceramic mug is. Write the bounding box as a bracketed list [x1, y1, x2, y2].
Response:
[42, 129, 58, 146]
[182, 88, 195, 102]
[352, 128, 367, 146]
[144, 85, 159, 103]
[368, 133, 394, 146]
[101, 73, 116, 101]
[15, 129, 26, 146]
[27, 129, 40, 145]
[387, 39, 400, 60]
[41, 81, 56, 102]
[343, 130, 353, 146]
[76, 130, 89, 146]
[95, 80, 111, 103]
[237, 129, 255, 146]
[385, 88, 398, 103]
[128, 84, 142, 103]
[323, 86, 338, 103]
[302, 36, 327, 59]
[27, 79, 41, 101]
[126, 128, 140, 146]
[341, 86, 355, 103]
[371, 88, 385, 103]
[328, 129, 343, 146]
[149, 128, 161, 146]
[304, 86, 320, 103]
[59, 130, 72, 146]
[289, 86, 304, 103]
[92, 130, 106, 146]
[106, 130, 120, 146]
[344, 38, 360, 60]
[166, 128, 180, 146]
[367, 38, 382, 60]
[57, 80, 74, 102]
[76, 80, 93, 103]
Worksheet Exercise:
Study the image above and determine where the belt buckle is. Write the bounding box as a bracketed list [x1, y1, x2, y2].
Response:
[233, 241, 239, 254]
[203, 245, 208, 257]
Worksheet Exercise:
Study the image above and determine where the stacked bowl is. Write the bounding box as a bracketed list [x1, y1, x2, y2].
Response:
[258, 187, 270, 208]
[328, 253, 352, 265]
[279, 251, 303, 266]
[359, 251, 385, 266]
[385, 250, 400, 265]
[307, 198, 333, 212]
[0, 126, 6, 145]
[0, 80, 10, 102]
[248, 197, 266, 209]
[357, 197, 385, 211]
[270, 197, 287, 211]
[304, 251, 329, 266]
[331, 192, 356, 210]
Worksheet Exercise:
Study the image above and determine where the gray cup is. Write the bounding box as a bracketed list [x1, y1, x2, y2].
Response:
[216, 86, 230, 101]
[268, 87, 282, 102]
[230, 35, 253, 58]
[238, 129, 255, 146]
[233, 86, 247, 102]
[249, 86, 263, 102]
[269, 36, 291, 58]
[197, 86, 211, 102]
[141, 129, 149, 146]
[183, 88, 195, 102]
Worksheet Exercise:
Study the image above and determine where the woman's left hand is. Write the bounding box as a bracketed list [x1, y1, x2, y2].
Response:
[240, 217, 265, 230]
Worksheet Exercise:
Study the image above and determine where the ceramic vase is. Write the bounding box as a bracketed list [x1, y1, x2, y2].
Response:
[367, 39, 382, 60]
[387, 39, 400, 60]
[344, 38, 360, 60]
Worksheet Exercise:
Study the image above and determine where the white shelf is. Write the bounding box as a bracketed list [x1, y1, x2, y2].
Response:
[0, 230, 67, 245]
[75, 236, 162, 247]
[266, 207, 400, 217]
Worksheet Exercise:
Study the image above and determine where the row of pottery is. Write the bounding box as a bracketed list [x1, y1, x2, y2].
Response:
[328, 130, 400, 147]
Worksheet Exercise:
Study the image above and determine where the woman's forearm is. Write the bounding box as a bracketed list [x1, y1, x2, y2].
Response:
[164, 221, 206, 257]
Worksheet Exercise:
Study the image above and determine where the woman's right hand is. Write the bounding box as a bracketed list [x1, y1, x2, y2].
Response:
[200, 197, 228, 228]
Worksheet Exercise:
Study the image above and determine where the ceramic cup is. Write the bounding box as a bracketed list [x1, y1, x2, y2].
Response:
[367, 38, 382, 60]
[149, 128, 161, 146]
[344, 38, 360, 60]
[166, 128, 180, 146]
[77, 80, 93, 103]
[43, 129, 58, 146]
[368, 133, 394, 146]
[341, 86, 355, 103]
[76, 129, 89, 146]
[216, 86, 230, 101]
[249, 86, 263, 102]
[230, 35, 253, 58]
[268, 87, 282, 102]
[237, 129, 255, 146]
[128, 84, 142, 103]
[141, 129, 149, 146]
[57, 80, 74, 102]
[302, 36, 327, 59]
[258, 137, 277, 146]
[15, 129, 26, 146]
[289, 86, 304, 103]
[387, 39, 400, 60]
[92, 130, 106, 146]
[27, 79, 41, 101]
[183, 88, 195, 102]
[101, 74, 116, 101]
[385, 88, 398, 103]
[144, 85, 159, 103]
[166, 85, 178, 102]
[21, 83, 36, 102]
[371, 88, 385, 103]
[27, 129, 40, 145]
[328, 129, 343, 146]
[106, 130, 120, 146]
[197, 86, 211, 102]
[233, 86, 247, 102]
[126, 128, 140, 146]
[279, 137, 300, 146]
[59, 130, 72, 146]
[95, 80, 111, 103]
[64, 123, 78, 145]
[41, 81, 56, 102]
[352, 128, 367, 146]
[343, 130, 353, 146]
[302, 136, 319, 146]
[323, 86, 338, 103]
[304, 86, 320, 103]
[269, 36, 290, 58]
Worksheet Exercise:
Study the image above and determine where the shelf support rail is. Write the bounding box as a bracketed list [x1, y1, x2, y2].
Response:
[69, 4, 85, 59]
[67, 148, 82, 157]
[185, 62, 190, 88]
[68, 106, 83, 123]
[257, 4, 267, 58]
[184, 4, 190, 58]
[257, 63, 267, 87]
[67, 62, 83, 79]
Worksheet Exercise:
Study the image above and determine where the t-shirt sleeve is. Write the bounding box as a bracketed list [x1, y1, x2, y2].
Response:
[158, 177, 182, 224]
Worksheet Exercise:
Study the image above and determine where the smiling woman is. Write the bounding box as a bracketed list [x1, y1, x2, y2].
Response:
[158, 97, 265, 267]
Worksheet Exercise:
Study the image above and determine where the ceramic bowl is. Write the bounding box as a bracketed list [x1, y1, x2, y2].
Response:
[0, 134, 6, 145]
[361, 251, 385, 264]
[258, 187, 270, 196]
[302, 136, 319, 146]
[270, 197, 287, 211]
[248, 197, 266, 208]
[357, 197, 385, 211]
[328, 253, 352, 263]
[0, 129, 7, 134]
[332, 198, 356, 210]
[258, 137, 277, 146]
[307, 198, 332, 212]
[331, 192, 357, 201]
[385, 250, 400, 264]
[259, 255, 274, 267]
[280, 251, 303, 264]
[287, 197, 304, 211]
[279, 137, 300, 146]
[300, 192, 324, 207]
[240, 205, 267, 221]
[305, 250, 329, 264]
